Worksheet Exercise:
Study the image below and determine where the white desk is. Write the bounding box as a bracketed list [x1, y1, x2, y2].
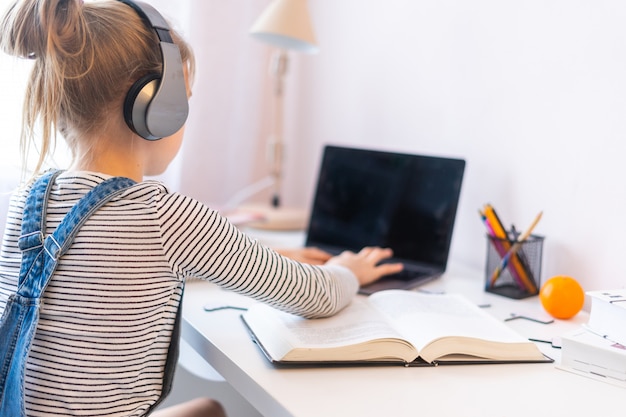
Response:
[182, 231, 623, 417]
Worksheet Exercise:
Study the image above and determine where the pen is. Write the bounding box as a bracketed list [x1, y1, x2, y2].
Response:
[478, 209, 509, 265]
[481, 205, 527, 291]
[490, 211, 543, 286]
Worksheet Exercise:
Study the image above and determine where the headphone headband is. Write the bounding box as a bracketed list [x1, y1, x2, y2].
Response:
[118, 0, 189, 140]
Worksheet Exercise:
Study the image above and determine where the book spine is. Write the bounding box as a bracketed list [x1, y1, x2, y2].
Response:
[587, 296, 626, 346]
[561, 335, 626, 382]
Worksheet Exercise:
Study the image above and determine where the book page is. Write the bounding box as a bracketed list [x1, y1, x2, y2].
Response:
[369, 290, 529, 351]
[247, 298, 407, 349]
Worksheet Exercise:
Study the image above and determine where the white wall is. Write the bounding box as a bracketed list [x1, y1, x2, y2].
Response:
[2, 1, 623, 296]
[276, 0, 626, 293]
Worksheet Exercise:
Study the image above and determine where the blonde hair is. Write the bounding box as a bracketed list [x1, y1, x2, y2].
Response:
[0, 0, 194, 176]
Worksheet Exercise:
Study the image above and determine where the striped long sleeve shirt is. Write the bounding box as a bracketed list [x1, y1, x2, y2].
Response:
[0, 171, 358, 417]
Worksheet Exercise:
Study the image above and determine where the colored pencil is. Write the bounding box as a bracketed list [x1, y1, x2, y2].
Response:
[489, 211, 543, 287]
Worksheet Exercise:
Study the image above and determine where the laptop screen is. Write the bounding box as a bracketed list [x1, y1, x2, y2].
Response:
[305, 145, 465, 269]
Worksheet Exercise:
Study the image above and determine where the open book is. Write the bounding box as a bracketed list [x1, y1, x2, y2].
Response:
[241, 290, 552, 366]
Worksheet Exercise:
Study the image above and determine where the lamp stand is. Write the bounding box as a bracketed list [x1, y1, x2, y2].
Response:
[226, 49, 307, 231]
[268, 49, 287, 208]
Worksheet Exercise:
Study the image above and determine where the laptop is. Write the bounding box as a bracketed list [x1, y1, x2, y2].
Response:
[305, 145, 465, 294]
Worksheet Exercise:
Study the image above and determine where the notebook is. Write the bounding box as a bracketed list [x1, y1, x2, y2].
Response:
[305, 145, 466, 294]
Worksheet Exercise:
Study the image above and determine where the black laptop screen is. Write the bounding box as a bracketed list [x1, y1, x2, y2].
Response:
[305, 146, 465, 268]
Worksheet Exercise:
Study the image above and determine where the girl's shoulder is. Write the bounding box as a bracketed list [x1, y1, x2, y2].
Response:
[15, 170, 212, 216]
[52, 171, 197, 209]
[53, 171, 170, 193]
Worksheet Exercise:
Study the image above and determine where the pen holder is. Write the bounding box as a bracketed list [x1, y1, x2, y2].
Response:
[485, 233, 544, 299]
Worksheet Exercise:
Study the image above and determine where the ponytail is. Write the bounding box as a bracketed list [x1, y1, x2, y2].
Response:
[1, 0, 88, 175]
[1, 0, 86, 60]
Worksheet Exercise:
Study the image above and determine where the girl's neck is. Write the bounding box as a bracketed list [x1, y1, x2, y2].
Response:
[70, 132, 145, 182]
[69, 158, 143, 182]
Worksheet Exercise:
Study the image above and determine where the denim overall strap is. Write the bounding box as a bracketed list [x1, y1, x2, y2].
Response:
[16, 170, 63, 284]
[0, 171, 135, 417]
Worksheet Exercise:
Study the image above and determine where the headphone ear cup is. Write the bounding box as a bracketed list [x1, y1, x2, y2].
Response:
[123, 73, 161, 140]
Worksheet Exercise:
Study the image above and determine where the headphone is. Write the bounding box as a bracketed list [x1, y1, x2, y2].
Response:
[118, 0, 189, 140]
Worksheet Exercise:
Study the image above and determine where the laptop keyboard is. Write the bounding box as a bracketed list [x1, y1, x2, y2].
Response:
[381, 267, 429, 282]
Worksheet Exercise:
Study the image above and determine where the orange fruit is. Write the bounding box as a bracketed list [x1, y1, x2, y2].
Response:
[539, 276, 584, 319]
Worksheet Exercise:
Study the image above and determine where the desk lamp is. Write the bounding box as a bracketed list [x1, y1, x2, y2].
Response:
[231, 0, 318, 230]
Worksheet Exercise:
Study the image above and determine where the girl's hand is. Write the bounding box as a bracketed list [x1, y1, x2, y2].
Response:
[325, 247, 403, 287]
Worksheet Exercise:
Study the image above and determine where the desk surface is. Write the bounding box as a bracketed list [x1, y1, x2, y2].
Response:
[182, 231, 623, 417]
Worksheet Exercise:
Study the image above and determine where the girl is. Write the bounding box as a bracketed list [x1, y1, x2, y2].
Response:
[0, 1, 402, 416]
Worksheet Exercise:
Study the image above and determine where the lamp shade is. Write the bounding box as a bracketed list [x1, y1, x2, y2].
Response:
[250, 0, 318, 54]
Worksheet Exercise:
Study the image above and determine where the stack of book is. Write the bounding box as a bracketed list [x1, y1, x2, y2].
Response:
[558, 289, 626, 388]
